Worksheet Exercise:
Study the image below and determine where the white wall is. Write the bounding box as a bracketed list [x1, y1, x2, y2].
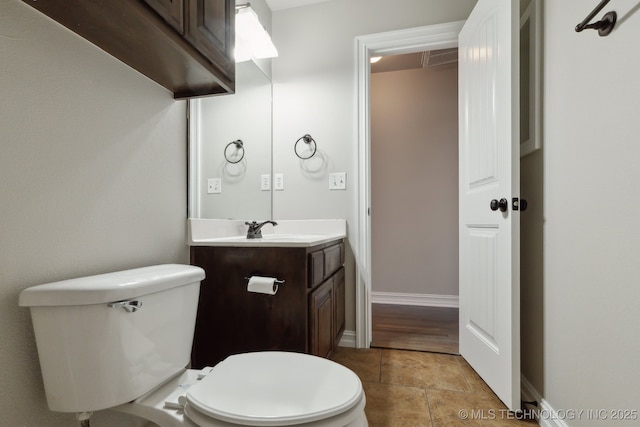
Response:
[370, 65, 459, 296]
[197, 61, 272, 220]
[543, 0, 640, 424]
[0, 2, 188, 426]
[271, 0, 476, 331]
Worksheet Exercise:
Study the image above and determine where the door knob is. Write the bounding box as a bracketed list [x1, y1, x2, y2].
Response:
[490, 198, 508, 212]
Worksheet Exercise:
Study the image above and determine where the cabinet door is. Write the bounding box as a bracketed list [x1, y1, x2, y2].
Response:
[144, 0, 184, 33]
[185, 0, 235, 81]
[309, 278, 334, 358]
[333, 268, 345, 343]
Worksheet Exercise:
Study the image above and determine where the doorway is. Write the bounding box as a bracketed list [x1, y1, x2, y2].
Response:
[368, 50, 459, 354]
[354, 21, 465, 350]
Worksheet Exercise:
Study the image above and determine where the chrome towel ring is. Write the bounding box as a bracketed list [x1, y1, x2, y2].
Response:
[294, 134, 317, 159]
[224, 140, 245, 164]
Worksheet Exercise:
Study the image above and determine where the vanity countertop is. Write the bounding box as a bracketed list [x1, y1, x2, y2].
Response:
[188, 219, 346, 248]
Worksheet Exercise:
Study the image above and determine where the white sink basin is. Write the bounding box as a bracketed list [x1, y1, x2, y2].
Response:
[191, 233, 343, 247]
[188, 219, 347, 247]
[259, 234, 326, 241]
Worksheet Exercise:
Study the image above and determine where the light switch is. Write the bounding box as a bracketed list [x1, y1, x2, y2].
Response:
[207, 178, 222, 194]
[261, 174, 271, 191]
[274, 173, 284, 191]
[329, 173, 346, 190]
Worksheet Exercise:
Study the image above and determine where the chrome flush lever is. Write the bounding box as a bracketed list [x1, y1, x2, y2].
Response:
[108, 300, 142, 313]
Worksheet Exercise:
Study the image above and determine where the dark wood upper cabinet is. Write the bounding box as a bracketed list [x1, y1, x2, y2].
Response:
[145, 0, 185, 33]
[185, 0, 235, 84]
[23, 0, 235, 99]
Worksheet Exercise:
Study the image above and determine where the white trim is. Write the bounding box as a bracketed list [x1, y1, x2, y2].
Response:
[354, 271, 370, 348]
[537, 399, 569, 427]
[521, 375, 568, 427]
[519, 0, 542, 158]
[520, 374, 541, 407]
[355, 20, 465, 350]
[187, 99, 201, 219]
[371, 292, 459, 308]
[338, 330, 356, 348]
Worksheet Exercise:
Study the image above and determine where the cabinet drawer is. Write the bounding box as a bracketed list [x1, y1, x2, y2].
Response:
[308, 242, 344, 288]
[323, 243, 343, 279]
[308, 250, 325, 288]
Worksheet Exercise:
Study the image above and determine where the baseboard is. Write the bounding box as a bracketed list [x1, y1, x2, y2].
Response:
[521, 374, 568, 427]
[539, 399, 570, 427]
[371, 291, 459, 308]
[521, 374, 542, 407]
[338, 330, 356, 348]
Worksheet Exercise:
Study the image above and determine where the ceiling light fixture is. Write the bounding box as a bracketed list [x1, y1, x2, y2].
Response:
[235, 3, 278, 63]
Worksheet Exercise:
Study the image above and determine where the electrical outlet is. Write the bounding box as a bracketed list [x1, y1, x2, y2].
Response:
[261, 174, 271, 191]
[329, 173, 346, 190]
[274, 173, 284, 191]
[207, 178, 222, 194]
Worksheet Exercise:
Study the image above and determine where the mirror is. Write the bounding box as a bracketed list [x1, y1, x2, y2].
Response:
[188, 61, 272, 219]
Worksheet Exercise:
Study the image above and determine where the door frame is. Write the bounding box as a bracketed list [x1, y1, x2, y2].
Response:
[355, 21, 465, 348]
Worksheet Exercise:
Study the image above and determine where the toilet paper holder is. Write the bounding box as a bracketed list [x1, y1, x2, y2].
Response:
[244, 277, 285, 285]
[245, 276, 285, 295]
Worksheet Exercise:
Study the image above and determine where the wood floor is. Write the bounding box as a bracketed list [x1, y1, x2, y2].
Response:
[371, 304, 459, 354]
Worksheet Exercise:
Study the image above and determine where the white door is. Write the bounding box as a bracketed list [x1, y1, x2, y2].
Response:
[458, 0, 520, 411]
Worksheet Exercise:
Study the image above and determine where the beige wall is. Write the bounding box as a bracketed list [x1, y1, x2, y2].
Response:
[0, 2, 189, 426]
[370, 65, 459, 296]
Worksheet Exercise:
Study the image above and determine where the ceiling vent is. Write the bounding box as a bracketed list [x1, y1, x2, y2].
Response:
[422, 48, 458, 68]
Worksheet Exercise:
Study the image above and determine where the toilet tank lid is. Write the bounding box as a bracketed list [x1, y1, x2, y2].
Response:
[19, 264, 205, 307]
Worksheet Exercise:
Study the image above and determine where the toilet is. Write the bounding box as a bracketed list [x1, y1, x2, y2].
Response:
[19, 264, 367, 427]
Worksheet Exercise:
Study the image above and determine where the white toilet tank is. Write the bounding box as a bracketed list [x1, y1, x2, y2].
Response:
[19, 264, 205, 414]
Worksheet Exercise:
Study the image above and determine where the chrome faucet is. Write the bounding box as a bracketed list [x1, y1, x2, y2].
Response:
[245, 220, 278, 239]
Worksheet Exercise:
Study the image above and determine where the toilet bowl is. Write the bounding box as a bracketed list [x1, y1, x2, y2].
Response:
[117, 351, 366, 427]
[18, 264, 367, 427]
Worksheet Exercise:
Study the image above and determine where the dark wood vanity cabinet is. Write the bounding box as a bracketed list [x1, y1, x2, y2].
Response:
[22, 0, 235, 98]
[190, 239, 345, 368]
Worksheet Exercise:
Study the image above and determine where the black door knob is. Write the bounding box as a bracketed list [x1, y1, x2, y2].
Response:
[490, 198, 509, 212]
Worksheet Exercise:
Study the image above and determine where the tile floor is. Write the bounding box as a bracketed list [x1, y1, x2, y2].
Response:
[330, 347, 538, 427]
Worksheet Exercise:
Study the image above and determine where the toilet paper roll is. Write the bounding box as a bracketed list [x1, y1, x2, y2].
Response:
[247, 276, 278, 295]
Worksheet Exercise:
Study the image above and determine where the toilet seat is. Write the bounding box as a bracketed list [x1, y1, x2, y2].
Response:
[185, 352, 364, 426]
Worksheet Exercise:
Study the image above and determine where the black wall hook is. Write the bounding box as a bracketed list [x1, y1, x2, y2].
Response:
[576, 0, 617, 36]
